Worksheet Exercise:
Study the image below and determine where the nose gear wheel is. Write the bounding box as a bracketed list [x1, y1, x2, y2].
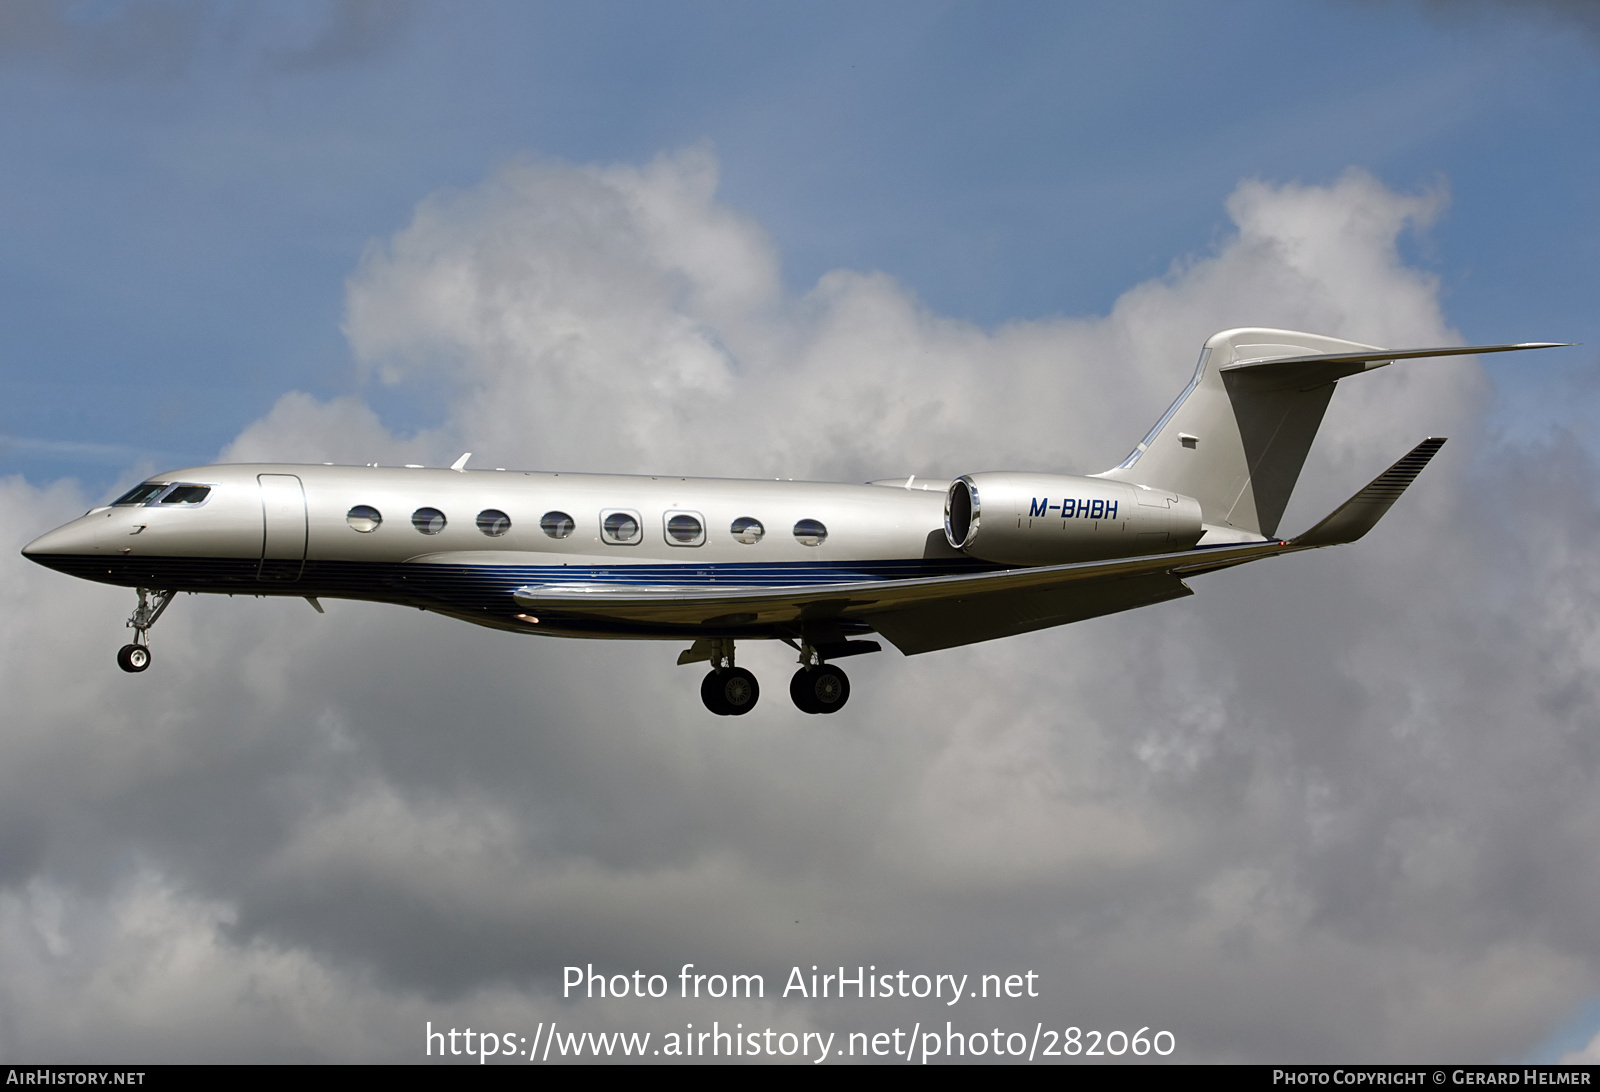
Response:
[117, 644, 151, 673]
[117, 587, 174, 673]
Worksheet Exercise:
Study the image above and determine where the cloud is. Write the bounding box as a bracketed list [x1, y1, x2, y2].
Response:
[7, 150, 1598, 1061]
[1396, 0, 1600, 50]
[0, 0, 411, 81]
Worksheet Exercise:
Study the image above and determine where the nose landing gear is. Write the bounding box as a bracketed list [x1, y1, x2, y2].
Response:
[117, 587, 174, 674]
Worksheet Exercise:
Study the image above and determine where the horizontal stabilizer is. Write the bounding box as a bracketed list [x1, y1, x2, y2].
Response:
[1221, 342, 1568, 391]
[1289, 437, 1446, 549]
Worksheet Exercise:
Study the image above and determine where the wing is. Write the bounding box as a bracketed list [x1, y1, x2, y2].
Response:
[510, 439, 1446, 654]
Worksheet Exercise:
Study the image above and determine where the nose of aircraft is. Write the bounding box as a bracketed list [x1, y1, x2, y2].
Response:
[21, 516, 101, 566]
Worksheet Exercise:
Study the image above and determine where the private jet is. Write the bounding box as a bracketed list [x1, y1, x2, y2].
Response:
[22, 329, 1564, 715]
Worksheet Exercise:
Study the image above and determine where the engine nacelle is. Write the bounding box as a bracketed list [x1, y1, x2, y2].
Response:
[944, 473, 1203, 565]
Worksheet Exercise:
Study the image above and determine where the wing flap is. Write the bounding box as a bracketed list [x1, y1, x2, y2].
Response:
[869, 572, 1193, 655]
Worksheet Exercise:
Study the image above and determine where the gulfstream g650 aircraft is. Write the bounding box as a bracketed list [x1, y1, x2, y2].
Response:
[23, 329, 1563, 715]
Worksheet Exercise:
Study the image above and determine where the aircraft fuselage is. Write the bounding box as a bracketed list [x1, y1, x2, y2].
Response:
[23, 462, 985, 640]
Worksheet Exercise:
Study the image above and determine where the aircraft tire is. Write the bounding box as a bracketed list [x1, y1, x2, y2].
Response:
[700, 670, 727, 714]
[117, 644, 151, 673]
[789, 668, 820, 713]
[702, 668, 759, 715]
[792, 665, 849, 714]
[719, 668, 759, 715]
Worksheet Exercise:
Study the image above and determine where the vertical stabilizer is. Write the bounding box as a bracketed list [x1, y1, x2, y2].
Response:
[1100, 329, 1386, 538]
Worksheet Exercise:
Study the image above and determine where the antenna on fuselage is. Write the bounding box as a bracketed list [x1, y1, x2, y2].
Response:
[450, 452, 472, 472]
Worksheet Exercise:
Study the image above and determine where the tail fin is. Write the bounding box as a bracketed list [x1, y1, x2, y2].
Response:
[1099, 328, 1564, 538]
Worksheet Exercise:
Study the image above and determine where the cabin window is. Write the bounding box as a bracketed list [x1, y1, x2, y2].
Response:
[412, 507, 447, 535]
[158, 485, 210, 505]
[730, 517, 764, 545]
[664, 511, 705, 547]
[793, 519, 828, 547]
[346, 505, 383, 533]
[112, 483, 169, 506]
[540, 511, 575, 539]
[600, 509, 642, 545]
[476, 509, 512, 537]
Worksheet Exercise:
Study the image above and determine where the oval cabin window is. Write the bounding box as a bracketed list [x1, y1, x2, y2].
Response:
[601, 510, 641, 545]
[346, 505, 383, 533]
[793, 519, 828, 547]
[476, 509, 511, 537]
[412, 507, 447, 535]
[665, 512, 704, 547]
[540, 511, 575, 539]
[730, 517, 764, 545]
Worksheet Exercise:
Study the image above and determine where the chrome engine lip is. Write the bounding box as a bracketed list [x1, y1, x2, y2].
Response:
[944, 475, 979, 551]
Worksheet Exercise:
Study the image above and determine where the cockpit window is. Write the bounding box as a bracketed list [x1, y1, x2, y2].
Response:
[159, 485, 210, 505]
[112, 482, 213, 506]
[112, 483, 168, 506]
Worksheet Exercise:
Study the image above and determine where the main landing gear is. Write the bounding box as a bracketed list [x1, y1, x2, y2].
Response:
[702, 666, 760, 716]
[117, 587, 174, 674]
[679, 637, 874, 716]
[684, 637, 761, 716]
[789, 663, 849, 714]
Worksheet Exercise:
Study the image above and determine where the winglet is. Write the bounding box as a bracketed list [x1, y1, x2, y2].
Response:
[1289, 437, 1446, 549]
[450, 452, 472, 472]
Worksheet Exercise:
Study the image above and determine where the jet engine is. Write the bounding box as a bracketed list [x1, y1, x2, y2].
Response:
[944, 473, 1202, 565]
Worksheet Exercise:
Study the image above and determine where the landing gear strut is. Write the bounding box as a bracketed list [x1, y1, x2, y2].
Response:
[789, 640, 850, 714]
[790, 663, 850, 714]
[677, 635, 873, 715]
[118, 587, 174, 674]
[693, 638, 760, 716]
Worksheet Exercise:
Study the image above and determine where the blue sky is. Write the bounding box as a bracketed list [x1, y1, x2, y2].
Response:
[1, 0, 1595, 490]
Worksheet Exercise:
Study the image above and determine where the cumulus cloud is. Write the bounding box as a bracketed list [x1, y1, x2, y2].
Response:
[331, 149, 1464, 491]
[6, 149, 1598, 1061]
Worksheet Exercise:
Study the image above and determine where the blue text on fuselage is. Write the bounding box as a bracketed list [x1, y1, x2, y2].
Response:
[1027, 498, 1118, 520]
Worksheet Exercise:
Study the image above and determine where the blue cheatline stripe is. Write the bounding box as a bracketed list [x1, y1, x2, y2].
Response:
[396, 558, 1003, 614]
[28, 554, 1005, 618]
[419, 557, 1000, 586]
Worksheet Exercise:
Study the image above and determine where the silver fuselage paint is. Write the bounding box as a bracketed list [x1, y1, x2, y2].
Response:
[56, 464, 953, 564]
[23, 463, 977, 640]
